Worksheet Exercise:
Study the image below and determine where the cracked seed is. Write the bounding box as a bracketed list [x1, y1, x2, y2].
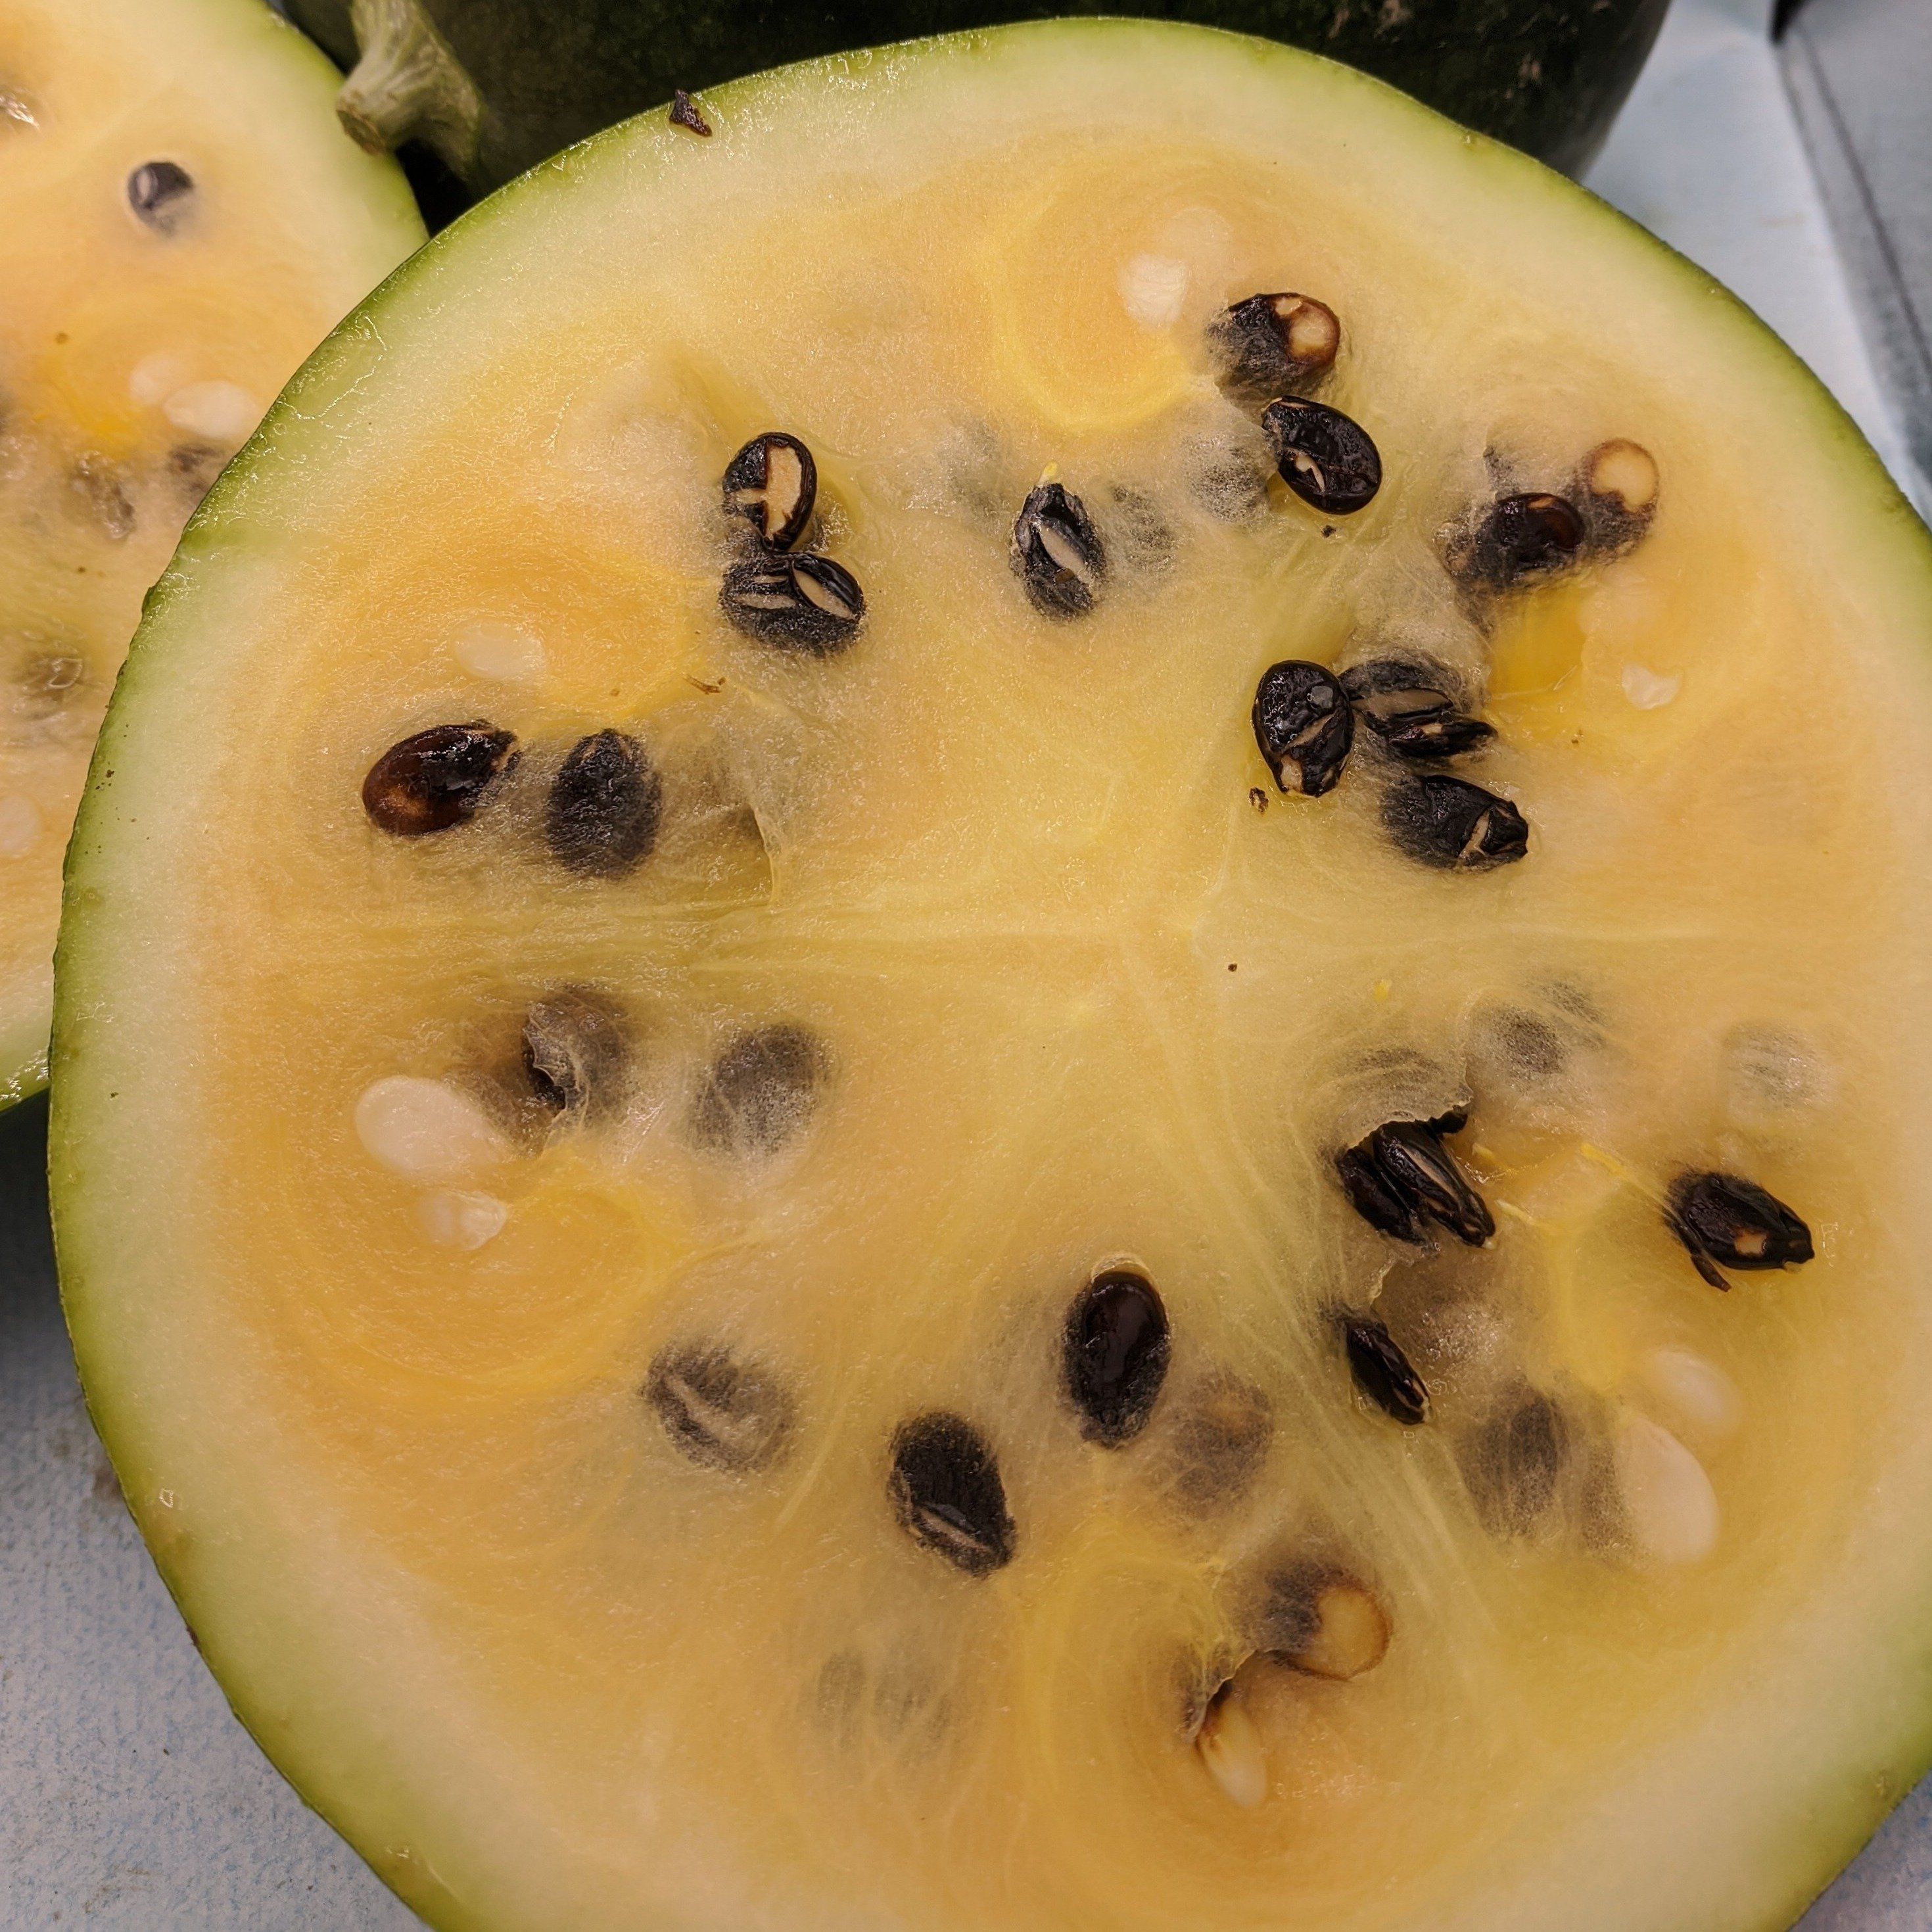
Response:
[1382, 773, 1528, 869]
[720, 552, 865, 654]
[544, 729, 661, 878]
[888, 1412, 1014, 1576]
[722, 431, 817, 551]
[1252, 660, 1354, 797]
[1666, 1171, 1814, 1288]
[1063, 1269, 1170, 1447]
[1012, 482, 1106, 618]
[1260, 398, 1381, 515]
[362, 722, 518, 836]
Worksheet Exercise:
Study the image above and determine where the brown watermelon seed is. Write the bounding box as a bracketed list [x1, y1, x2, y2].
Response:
[720, 552, 865, 654]
[1062, 1269, 1171, 1447]
[1207, 292, 1340, 405]
[1579, 438, 1659, 554]
[887, 1412, 1015, 1577]
[1382, 772, 1528, 870]
[1666, 1171, 1814, 1288]
[1254, 1563, 1392, 1680]
[690, 1022, 827, 1157]
[362, 722, 519, 836]
[1252, 660, 1354, 797]
[1449, 490, 1585, 586]
[1167, 1375, 1274, 1511]
[1336, 1119, 1494, 1247]
[646, 1342, 795, 1475]
[1012, 481, 1106, 618]
[722, 431, 816, 551]
[521, 988, 631, 1121]
[127, 160, 194, 232]
[544, 729, 661, 878]
[1464, 1387, 1568, 1534]
[1339, 1313, 1430, 1424]
[669, 89, 712, 136]
[1260, 398, 1381, 516]
[70, 456, 135, 540]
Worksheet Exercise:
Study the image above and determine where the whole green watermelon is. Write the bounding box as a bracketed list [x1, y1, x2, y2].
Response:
[288, 0, 1670, 199]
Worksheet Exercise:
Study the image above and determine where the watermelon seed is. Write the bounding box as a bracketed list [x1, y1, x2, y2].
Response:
[1381, 772, 1529, 870]
[1463, 1386, 1568, 1534]
[544, 729, 661, 878]
[1639, 1347, 1741, 1443]
[1165, 1374, 1273, 1511]
[1012, 481, 1106, 618]
[161, 380, 258, 444]
[1336, 1119, 1494, 1247]
[362, 722, 518, 836]
[646, 1343, 795, 1475]
[1613, 1413, 1719, 1565]
[1579, 438, 1659, 553]
[1447, 490, 1585, 587]
[1188, 445, 1271, 523]
[1208, 292, 1340, 406]
[1253, 1562, 1392, 1679]
[1107, 485, 1177, 573]
[1341, 663, 1497, 761]
[1339, 1312, 1430, 1424]
[521, 988, 630, 1121]
[1195, 1678, 1268, 1807]
[690, 1023, 827, 1157]
[1251, 660, 1354, 797]
[887, 1412, 1015, 1577]
[668, 89, 712, 137]
[415, 1190, 509, 1250]
[126, 160, 194, 232]
[70, 456, 135, 541]
[720, 553, 866, 654]
[1665, 1171, 1814, 1288]
[722, 432, 816, 552]
[353, 1075, 509, 1182]
[1062, 1269, 1171, 1446]
[1260, 398, 1382, 516]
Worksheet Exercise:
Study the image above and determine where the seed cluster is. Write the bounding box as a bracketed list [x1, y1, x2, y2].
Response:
[717, 431, 866, 654]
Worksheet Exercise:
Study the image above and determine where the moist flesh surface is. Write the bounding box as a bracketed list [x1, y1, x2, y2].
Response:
[53, 23, 1932, 1932]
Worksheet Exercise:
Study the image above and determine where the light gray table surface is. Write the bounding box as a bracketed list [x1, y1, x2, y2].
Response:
[6, 0, 1932, 1925]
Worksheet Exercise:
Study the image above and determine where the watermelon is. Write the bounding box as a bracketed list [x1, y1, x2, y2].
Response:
[0, 0, 423, 1108]
[53, 20, 1932, 1932]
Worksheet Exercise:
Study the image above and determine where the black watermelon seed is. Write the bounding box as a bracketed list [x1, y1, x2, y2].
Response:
[1376, 709, 1496, 761]
[690, 1022, 826, 1157]
[1260, 398, 1381, 516]
[1208, 291, 1340, 405]
[722, 431, 817, 551]
[1336, 1119, 1493, 1247]
[1666, 1171, 1814, 1288]
[669, 89, 712, 136]
[888, 1411, 1015, 1576]
[362, 722, 518, 836]
[1012, 482, 1106, 619]
[521, 988, 630, 1121]
[1464, 1388, 1568, 1534]
[720, 552, 864, 654]
[127, 160, 194, 231]
[1252, 660, 1354, 797]
[544, 729, 661, 878]
[1382, 773, 1528, 870]
[1340, 1313, 1430, 1425]
[646, 1342, 794, 1474]
[1063, 1269, 1171, 1447]
[1451, 492, 1586, 586]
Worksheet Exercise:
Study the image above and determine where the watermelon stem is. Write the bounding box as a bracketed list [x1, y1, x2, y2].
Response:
[338, 0, 483, 179]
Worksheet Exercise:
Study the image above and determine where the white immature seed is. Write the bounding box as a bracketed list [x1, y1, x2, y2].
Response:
[1196, 1684, 1268, 1808]
[129, 352, 189, 406]
[354, 1076, 508, 1182]
[162, 380, 259, 444]
[1640, 1347, 1741, 1443]
[416, 1190, 509, 1250]
[455, 623, 546, 683]
[0, 794, 42, 857]
[1620, 663, 1680, 709]
[1614, 1412, 1720, 1567]
[1118, 253, 1190, 328]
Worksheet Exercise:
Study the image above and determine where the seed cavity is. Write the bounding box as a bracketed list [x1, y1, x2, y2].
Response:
[544, 729, 661, 878]
[1463, 1386, 1568, 1535]
[887, 1411, 1015, 1576]
[363, 722, 519, 836]
[1195, 1678, 1268, 1807]
[1062, 1269, 1171, 1447]
[722, 431, 817, 551]
[1336, 1118, 1494, 1247]
[1208, 292, 1340, 405]
[690, 1022, 827, 1157]
[1012, 482, 1106, 619]
[1382, 772, 1529, 870]
[1339, 1312, 1429, 1423]
[127, 159, 194, 231]
[521, 988, 630, 1121]
[1447, 491, 1585, 587]
[1579, 438, 1659, 553]
[1252, 660, 1353, 797]
[354, 1075, 509, 1182]
[1254, 1563, 1392, 1680]
[1666, 1170, 1814, 1288]
[1260, 398, 1381, 516]
[720, 553, 865, 654]
[647, 1342, 795, 1474]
